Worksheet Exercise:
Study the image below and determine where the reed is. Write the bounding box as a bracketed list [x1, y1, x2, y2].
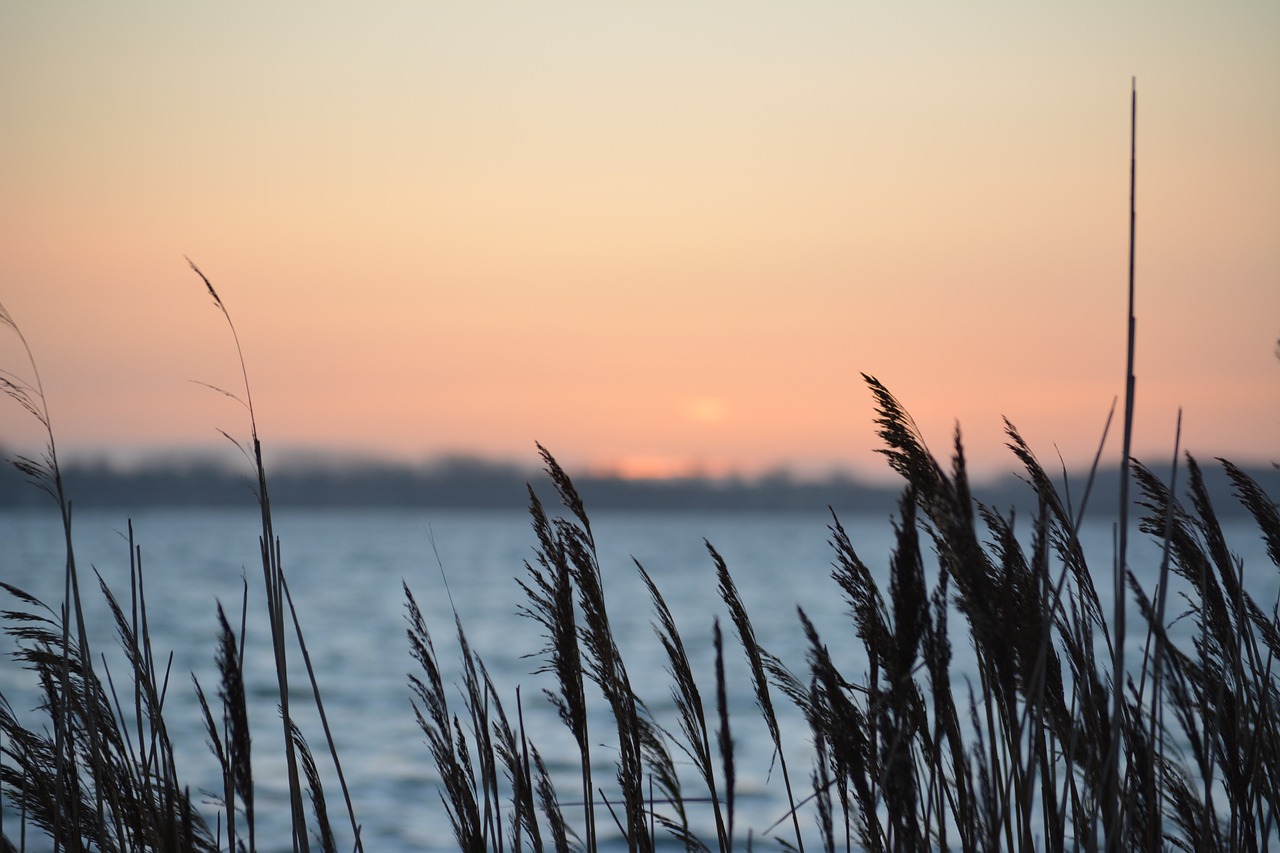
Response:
[3, 296, 1278, 852]
[2, 271, 364, 852]
[403, 431, 1278, 853]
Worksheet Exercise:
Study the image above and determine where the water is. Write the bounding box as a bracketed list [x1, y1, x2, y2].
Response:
[2, 504, 1276, 851]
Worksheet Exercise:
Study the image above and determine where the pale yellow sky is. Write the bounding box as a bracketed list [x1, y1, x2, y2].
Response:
[2, 3, 1277, 480]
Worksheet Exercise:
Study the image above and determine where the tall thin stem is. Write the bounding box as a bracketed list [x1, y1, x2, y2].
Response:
[1105, 78, 1138, 851]
[189, 261, 311, 853]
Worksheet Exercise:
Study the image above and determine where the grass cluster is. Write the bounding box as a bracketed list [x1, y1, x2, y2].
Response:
[1, 95, 1278, 852]
[3, 276, 1278, 853]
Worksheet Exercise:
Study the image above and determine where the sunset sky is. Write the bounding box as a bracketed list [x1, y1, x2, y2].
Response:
[2, 3, 1277, 482]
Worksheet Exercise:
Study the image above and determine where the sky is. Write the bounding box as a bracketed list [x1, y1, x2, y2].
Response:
[1, 2, 1277, 482]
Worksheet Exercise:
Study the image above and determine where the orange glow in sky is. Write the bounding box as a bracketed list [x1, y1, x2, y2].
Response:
[2, 3, 1277, 481]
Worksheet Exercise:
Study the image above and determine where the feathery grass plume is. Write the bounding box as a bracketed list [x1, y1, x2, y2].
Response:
[0, 692, 66, 847]
[1183, 458, 1268, 742]
[0, 579, 220, 852]
[536, 443, 594, 547]
[950, 439, 1068, 844]
[1223, 460, 1280, 570]
[637, 561, 728, 852]
[404, 583, 484, 853]
[710, 543, 804, 853]
[630, 657, 692, 847]
[1004, 420, 1109, 635]
[828, 512, 891, 688]
[96, 551, 198, 851]
[797, 607, 880, 853]
[1004, 420, 1114, 801]
[868, 381, 1049, 844]
[535, 447, 651, 853]
[1133, 463, 1235, 675]
[827, 504, 891, 842]
[421, 552, 568, 853]
[862, 374, 943, 498]
[191, 260, 362, 853]
[290, 720, 337, 853]
[404, 563, 514, 853]
[864, 378, 1018, 717]
[0, 302, 60, 506]
[518, 485, 593, 851]
[528, 450, 693, 851]
[1007, 418, 1118, 847]
[978, 504, 1067, 714]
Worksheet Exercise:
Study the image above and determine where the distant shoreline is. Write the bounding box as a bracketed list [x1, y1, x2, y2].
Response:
[2, 454, 1272, 515]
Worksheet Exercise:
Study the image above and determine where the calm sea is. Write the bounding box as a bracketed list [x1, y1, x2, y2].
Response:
[2, 505, 1276, 852]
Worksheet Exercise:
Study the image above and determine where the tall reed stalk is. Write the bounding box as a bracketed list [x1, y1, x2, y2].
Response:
[187, 260, 362, 853]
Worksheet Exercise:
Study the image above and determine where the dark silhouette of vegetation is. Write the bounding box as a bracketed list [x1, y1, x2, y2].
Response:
[2, 91, 1278, 853]
[4, 297, 1277, 850]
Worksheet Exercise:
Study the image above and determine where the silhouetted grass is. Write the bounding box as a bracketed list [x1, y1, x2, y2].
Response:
[2, 95, 1279, 851]
[395, 416, 1277, 853]
[2, 273, 363, 852]
[3, 294, 1279, 853]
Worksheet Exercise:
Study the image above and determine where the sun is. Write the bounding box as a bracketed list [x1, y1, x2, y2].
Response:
[683, 397, 728, 424]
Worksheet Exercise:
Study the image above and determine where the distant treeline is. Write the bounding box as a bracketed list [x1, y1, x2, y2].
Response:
[0, 451, 1273, 515]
